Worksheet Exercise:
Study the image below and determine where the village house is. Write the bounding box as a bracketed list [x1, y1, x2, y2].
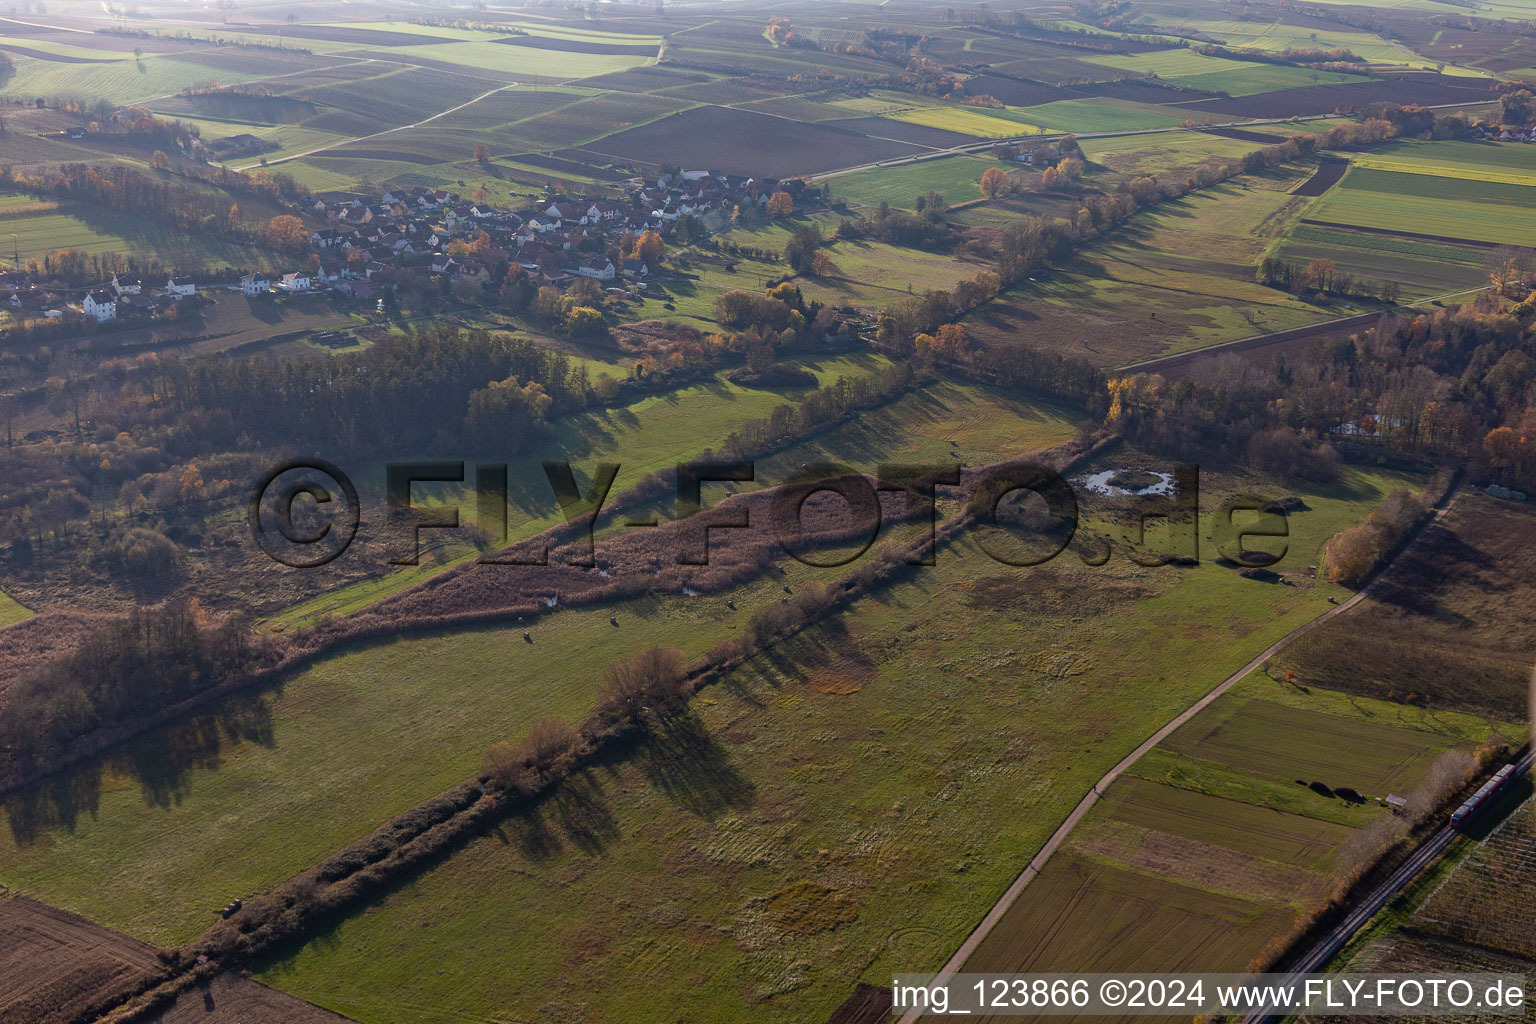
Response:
[119, 293, 161, 318]
[334, 277, 376, 300]
[577, 257, 616, 281]
[241, 273, 270, 295]
[83, 290, 116, 322]
[166, 276, 196, 299]
[279, 271, 312, 293]
[111, 273, 141, 296]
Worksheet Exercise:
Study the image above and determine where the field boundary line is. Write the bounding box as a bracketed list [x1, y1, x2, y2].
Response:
[1114, 285, 1490, 375]
[237, 82, 517, 170]
[898, 483, 1465, 1024]
[1296, 219, 1503, 251]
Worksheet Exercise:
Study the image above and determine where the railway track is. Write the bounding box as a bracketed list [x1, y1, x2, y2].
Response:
[1240, 745, 1536, 1024]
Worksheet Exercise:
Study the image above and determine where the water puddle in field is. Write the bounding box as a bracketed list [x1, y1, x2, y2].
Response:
[1077, 469, 1176, 497]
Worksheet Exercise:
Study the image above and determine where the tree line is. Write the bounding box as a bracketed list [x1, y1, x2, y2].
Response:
[1106, 292, 1536, 495]
[153, 326, 596, 457]
[0, 162, 309, 276]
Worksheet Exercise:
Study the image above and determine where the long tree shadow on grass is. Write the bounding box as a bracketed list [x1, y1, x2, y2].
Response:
[636, 711, 754, 820]
[547, 768, 622, 856]
[716, 614, 879, 713]
[499, 767, 622, 862]
[1353, 524, 1499, 626]
[1, 689, 278, 846]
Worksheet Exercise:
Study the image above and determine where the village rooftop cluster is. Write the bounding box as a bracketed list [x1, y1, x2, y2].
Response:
[2, 171, 817, 324]
[248, 172, 814, 299]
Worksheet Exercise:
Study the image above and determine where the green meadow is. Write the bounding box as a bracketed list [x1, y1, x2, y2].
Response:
[254, 462, 1424, 1024]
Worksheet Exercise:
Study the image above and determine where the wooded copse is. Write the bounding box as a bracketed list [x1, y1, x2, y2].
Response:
[1107, 297, 1536, 492]
[0, 599, 259, 778]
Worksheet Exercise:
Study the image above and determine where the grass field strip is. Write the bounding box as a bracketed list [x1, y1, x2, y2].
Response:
[1349, 155, 1536, 188]
[897, 487, 1467, 1024]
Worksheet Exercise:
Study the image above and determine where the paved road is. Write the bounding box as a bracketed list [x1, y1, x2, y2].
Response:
[1240, 742, 1536, 1024]
[897, 485, 1466, 1024]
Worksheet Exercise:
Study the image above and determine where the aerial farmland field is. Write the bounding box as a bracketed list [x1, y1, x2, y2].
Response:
[1011, 97, 1191, 133]
[1078, 130, 1266, 176]
[238, 460, 1432, 1023]
[1272, 224, 1489, 298]
[1304, 165, 1536, 248]
[0, 194, 274, 269]
[0, 50, 272, 103]
[264, 351, 900, 631]
[885, 105, 1045, 139]
[1274, 495, 1536, 722]
[967, 658, 1517, 985]
[1084, 47, 1366, 94]
[0, 559, 852, 947]
[2, 1, 1535, 1021]
[966, 165, 1344, 366]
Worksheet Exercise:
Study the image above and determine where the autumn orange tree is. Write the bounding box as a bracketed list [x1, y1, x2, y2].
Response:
[979, 166, 1011, 200]
[264, 214, 308, 252]
[766, 15, 793, 44]
[1305, 257, 1336, 292]
[766, 191, 794, 218]
[631, 229, 665, 270]
[933, 322, 972, 359]
[473, 143, 491, 163]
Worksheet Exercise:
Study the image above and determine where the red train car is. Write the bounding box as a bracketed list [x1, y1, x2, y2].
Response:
[1450, 765, 1517, 828]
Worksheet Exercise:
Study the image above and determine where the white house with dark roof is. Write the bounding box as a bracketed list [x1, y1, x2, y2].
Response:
[279, 271, 311, 293]
[83, 290, 116, 321]
[166, 276, 196, 299]
[241, 273, 270, 295]
[111, 273, 141, 296]
[576, 257, 616, 281]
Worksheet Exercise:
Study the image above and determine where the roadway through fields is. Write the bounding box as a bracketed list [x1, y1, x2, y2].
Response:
[1240, 742, 1536, 1024]
[896, 483, 1468, 1024]
[234, 82, 519, 171]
